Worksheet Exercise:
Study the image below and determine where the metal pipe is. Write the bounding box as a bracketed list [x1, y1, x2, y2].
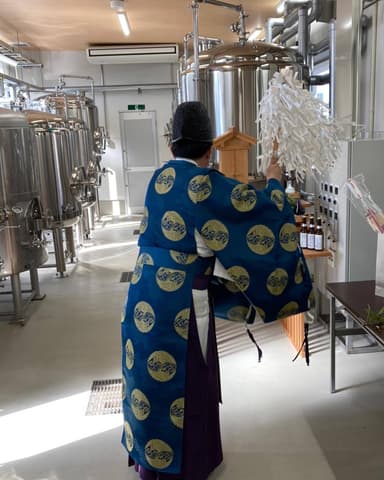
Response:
[279, 0, 325, 44]
[58, 74, 95, 101]
[192, 0, 200, 101]
[183, 32, 222, 65]
[238, 8, 247, 45]
[100, 64, 111, 143]
[0, 71, 46, 91]
[352, 0, 363, 137]
[197, 0, 242, 11]
[298, 6, 309, 63]
[369, 1, 378, 136]
[310, 73, 330, 85]
[183, 34, 191, 68]
[329, 18, 336, 117]
[56, 83, 178, 93]
[265, 17, 284, 42]
[52, 227, 66, 277]
[310, 36, 329, 54]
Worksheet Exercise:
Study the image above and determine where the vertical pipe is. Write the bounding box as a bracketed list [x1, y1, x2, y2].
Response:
[192, 1, 200, 101]
[52, 227, 66, 277]
[11, 273, 23, 320]
[298, 6, 309, 64]
[239, 8, 247, 45]
[329, 18, 336, 117]
[352, 0, 363, 137]
[369, 1, 378, 137]
[330, 294, 336, 393]
[183, 35, 189, 69]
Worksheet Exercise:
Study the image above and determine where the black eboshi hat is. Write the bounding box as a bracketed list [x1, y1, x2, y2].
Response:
[172, 101, 213, 144]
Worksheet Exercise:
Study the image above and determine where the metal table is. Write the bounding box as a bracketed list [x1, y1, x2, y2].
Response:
[327, 281, 384, 393]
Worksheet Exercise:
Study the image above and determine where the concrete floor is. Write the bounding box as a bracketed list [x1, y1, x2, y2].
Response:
[1, 216, 384, 480]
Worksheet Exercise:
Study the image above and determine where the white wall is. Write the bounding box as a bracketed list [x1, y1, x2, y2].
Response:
[39, 50, 177, 214]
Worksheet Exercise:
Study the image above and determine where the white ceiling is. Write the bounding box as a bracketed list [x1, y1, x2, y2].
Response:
[0, 0, 277, 51]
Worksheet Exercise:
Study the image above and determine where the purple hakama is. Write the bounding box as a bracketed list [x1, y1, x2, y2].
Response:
[129, 277, 223, 480]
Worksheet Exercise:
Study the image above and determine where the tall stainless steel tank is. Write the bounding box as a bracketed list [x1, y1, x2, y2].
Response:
[37, 93, 106, 237]
[179, 41, 305, 173]
[30, 119, 82, 229]
[27, 116, 82, 277]
[0, 110, 48, 277]
[37, 93, 105, 155]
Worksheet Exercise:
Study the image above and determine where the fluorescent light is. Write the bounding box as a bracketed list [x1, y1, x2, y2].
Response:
[117, 11, 130, 36]
[276, 1, 285, 14]
[0, 54, 19, 67]
[248, 28, 263, 42]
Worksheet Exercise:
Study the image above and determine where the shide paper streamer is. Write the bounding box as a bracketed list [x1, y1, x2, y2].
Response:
[258, 68, 344, 183]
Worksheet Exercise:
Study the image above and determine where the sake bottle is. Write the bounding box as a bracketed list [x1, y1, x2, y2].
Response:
[307, 215, 315, 250]
[300, 221, 308, 249]
[315, 217, 324, 251]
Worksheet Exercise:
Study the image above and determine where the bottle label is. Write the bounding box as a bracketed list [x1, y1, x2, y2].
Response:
[300, 232, 307, 248]
[307, 233, 315, 249]
[315, 234, 323, 251]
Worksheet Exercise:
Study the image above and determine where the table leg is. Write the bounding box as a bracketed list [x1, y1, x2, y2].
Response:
[330, 295, 336, 393]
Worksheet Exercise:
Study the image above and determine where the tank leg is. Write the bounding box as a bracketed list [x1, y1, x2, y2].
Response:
[65, 227, 76, 263]
[82, 210, 91, 240]
[95, 188, 101, 221]
[52, 228, 66, 278]
[10, 273, 24, 323]
[89, 205, 95, 231]
[30, 267, 46, 301]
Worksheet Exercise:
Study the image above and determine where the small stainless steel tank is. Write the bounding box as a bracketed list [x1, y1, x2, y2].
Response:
[179, 41, 305, 173]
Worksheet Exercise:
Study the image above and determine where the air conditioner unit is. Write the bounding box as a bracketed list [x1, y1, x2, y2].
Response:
[86, 44, 179, 64]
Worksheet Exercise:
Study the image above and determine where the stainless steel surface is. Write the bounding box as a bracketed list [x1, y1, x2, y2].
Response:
[10, 274, 23, 320]
[265, 17, 284, 42]
[329, 18, 336, 117]
[52, 228, 66, 278]
[31, 121, 82, 228]
[0, 110, 48, 277]
[192, 1, 200, 101]
[58, 74, 95, 101]
[64, 226, 76, 263]
[297, 5, 309, 63]
[37, 93, 104, 155]
[180, 42, 304, 172]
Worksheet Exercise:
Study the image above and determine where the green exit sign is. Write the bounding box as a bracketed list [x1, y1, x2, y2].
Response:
[127, 104, 146, 111]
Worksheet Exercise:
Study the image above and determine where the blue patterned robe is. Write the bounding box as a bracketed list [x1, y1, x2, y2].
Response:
[121, 159, 312, 474]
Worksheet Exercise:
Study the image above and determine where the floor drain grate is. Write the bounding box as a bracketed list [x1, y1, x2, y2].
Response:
[120, 271, 133, 283]
[86, 378, 123, 416]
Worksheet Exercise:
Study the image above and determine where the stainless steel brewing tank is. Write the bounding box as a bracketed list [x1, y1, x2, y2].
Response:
[31, 120, 81, 228]
[179, 42, 305, 173]
[65, 119, 97, 208]
[0, 110, 48, 276]
[37, 94, 102, 154]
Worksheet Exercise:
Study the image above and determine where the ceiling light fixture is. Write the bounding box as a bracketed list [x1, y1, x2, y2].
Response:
[117, 12, 131, 36]
[248, 27, 263, 42]
[110, 0, 131, 36]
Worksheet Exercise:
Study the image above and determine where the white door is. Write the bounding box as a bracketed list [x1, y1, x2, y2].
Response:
[120, 111, 159, 214]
